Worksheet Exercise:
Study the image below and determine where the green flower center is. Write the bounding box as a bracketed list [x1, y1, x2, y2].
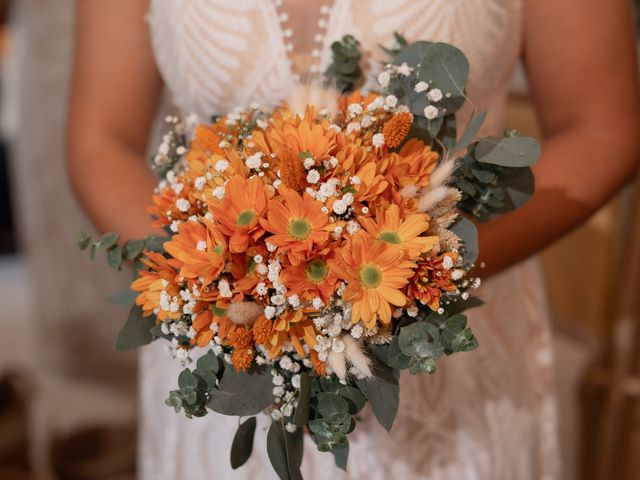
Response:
[237, 210, 256, 226]
[378, 231, 402, 244]
[288, 218, 312, 240]
[359, 264, 382, 289]
[305, 259, 329, 283]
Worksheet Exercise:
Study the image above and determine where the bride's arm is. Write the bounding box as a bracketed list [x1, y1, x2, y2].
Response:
[477, 0, 640, 276]
[67, 0, 163, 240]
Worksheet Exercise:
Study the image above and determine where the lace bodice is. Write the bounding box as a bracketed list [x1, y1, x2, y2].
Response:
[148, 0, 522, 129]
[140, 2, 560, 479]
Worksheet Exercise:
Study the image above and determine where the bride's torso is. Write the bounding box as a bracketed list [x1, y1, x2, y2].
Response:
[148, 0, 523, 130]
[141, 3, 564, 480]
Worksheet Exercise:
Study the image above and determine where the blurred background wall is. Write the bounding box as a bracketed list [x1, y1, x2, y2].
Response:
[0, 1, 637, 480]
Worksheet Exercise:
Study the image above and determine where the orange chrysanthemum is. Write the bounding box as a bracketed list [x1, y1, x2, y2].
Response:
[163, 219, 226, 286]
[209, 175, 270, 253]
[331, 232, 414, 328]
[261, 187, 332, 265]
[407, 253, 458, 310]
[383, 112, 413, 148]
[359, 204, 438, 257]
[268, 310, 317, 358]
[131, 251, 181, 321]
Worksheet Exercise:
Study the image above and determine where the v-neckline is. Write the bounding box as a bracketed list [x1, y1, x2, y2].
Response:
[270, 0, 338, 81]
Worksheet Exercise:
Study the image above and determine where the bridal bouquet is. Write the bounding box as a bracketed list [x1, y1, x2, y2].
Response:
[80, 35, 539, 479]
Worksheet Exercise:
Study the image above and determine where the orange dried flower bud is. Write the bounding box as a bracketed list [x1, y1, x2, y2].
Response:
[279, 147, 306, 191]
[383, 111, 413, 148]
[227, 326, 253, 348]
[310, 350, 327, 376]
[232, 347, 254, 372]
[252, 315, 273, 345]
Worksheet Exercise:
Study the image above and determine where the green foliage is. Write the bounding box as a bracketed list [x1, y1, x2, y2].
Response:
[207, 365, 274, 416]
[293, 373, 312, 426]
[453, 132, 539, 222]
[450, 217, 478, 268]
[115, 305, 157, 351]
[78, 232, 168, 271]
[355, 356, 399, 431]
[417, 42, 469, 99]
[164, 369, 209, 418]
[324, 35, 362, 93]
[267, 420, 304, 480]
[230, 417, 257, 469]
[165, 349, 222, 419]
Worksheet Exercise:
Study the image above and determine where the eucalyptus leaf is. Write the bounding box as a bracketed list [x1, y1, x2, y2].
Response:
[475, 136, 540, 167]
[355, 365, 399, 431]
[392, 40, 432, 66]
[450, 217, 478, 268]
[107, 245, 123, 270]
[293, 373, 312, 426]
[317, 392, 350, 421]
[196, 349, 220, 374]
[398, 322, 444, 359]
[453, 111, 487, 153]
[104, 288, 137, 307]
[97, 232, 119, 250]
[207, 367, 274, 416]
[500, 167, 535, 212]
[332, 443, 349, 471]
[178, 369, 198, 392]
[144, 235, 168, 253]
[115, 305, 156, 351]
[77, 232, 92, 250]
[124, 239, 145, 260]
[267, 421, 303, 480]
[417, 42, 469, 98]
[230, 417, 257, 469]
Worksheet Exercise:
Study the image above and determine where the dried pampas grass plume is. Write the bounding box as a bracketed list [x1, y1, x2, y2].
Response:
[227, 301, 264, 326]
[326, 335, 373, 382]
[286, 82, 340, 118]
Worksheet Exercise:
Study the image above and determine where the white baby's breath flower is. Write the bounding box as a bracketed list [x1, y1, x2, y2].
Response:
[406, 305, 419, 317]
[377, 71, 391, 88]
[427, 88, 443, 102]
[213, 186, 225, 199]
[423, 105, 439, 120]
[385, 95, 398, 108]
[332, 200, 347, 215]
[372, 133, 385, 148]
[245, 152, 263, 170]
[397, 62, 412, 76]
[312, 297, 324, 310]
[264, 306, 276, 319]
[196, 241, 207, 251]
[194, 176, 206, 190]
[414, 81, 429, 93]
[256, 283, 268, 296]
[215, 159, 229, 172]
[218, 279, 233, 298]
[303, 157, 315, 169]
[176, 198, 190, 212]
[306, 169, 321, 184]
[348, 103, 363, 116]
[288, 294, 300, 308]
[442, 255, 454, 270]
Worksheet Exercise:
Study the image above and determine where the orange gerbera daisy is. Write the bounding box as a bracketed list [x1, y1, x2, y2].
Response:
[267, 309, 317, 358]
[385, 139, 439, 190]
[282, 256, 339, 302]
[131, 251, 182, 321]
[261, 187, 332, 265]
[359, 204, 439, 257]
[163, 219, 226, 286]
[209, 175, 270, 253]
[265, 114, 338, 163]
[331, 232, 414, 328]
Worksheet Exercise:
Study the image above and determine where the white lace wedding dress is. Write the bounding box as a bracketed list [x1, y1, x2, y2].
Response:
[140, 1, 560, 478]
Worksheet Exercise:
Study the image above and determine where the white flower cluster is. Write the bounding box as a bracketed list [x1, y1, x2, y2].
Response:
[269, 352, 314, 432]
